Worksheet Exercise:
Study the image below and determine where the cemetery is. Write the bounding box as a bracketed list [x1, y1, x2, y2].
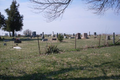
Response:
[0, 0, 120, 79]
[0, 33, 120, 80]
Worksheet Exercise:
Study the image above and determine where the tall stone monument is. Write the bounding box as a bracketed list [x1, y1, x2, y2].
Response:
[94, 32, 97, 38]
[89, 32, 90, 36]
[42, 32, 44, 39]
[52, 31, 55, 37]
[56, 33, 58, 38]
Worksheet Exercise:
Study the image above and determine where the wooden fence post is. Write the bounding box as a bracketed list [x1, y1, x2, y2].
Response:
[37, 36, 41, 55]
[113, 32, 115, 45]
[99, 34, 101, 47]
[75, 34, 76, 49]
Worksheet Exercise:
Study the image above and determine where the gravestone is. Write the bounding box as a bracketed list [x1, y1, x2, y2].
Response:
[52, 38, 57, 40]
[106, 35, 111, 40]
[52, 31, 55, 37]
[82, 33, 88, 39]
[89, 32, 90, 36]
[14, 38, 22, 43]
[76, 33, 81, 39]
[42, 39, 48, 41]
[73, 33, 75, 36]
[69, 36, 74, 39]
[3, 43, 7, 46]
[64, 36, 67, 39]
[32, 31, 36, 37]
[40, 34, 42, 36]
[64, 33, 66, 36]
[42, 32, 44, 39]
[94, 32, 96, 35]
[94, 32, 97, 38]
[56, 33, 58, 38]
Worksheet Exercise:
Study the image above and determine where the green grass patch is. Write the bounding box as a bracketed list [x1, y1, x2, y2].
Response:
[0, 36, 120, 80]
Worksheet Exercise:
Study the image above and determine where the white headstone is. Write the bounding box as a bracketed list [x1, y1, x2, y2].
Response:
[64, 36, 67, 39]
[52, 31, 55, 37]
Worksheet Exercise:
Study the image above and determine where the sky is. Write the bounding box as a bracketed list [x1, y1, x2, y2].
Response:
[0, 0, 120, 36]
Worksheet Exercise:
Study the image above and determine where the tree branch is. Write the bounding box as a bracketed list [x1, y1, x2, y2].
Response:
[30, 0, 72, 22]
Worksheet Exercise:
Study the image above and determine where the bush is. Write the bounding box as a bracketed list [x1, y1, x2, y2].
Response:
[45, 45, 59, 54]
[58, 34, 63, 42]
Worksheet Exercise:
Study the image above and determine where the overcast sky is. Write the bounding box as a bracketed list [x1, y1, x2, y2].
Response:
[0, 0, 120, 35]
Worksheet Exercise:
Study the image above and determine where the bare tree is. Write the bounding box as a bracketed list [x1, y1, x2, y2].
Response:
[30, 0, 120, 21]
[23, 29, 32, 36]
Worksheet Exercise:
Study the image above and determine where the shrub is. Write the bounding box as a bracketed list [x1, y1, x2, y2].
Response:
[45, 45, 59, 54]
[58, 34, 63, 42]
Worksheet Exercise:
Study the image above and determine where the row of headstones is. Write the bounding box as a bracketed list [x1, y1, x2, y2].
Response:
[75, 33, 89, 39]
[62, 32, 98, 39]
[32, 32, 97, 40]
[32, 31, 118, 40]
[65, 32, 117, 40]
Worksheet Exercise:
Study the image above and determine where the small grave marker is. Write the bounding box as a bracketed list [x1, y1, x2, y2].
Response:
[14, 38, 21, 43]
[3, 43, 7, 46]
[69, 37, 74, 39]
[106, 35, 110, 40]
[64, 36, 67, 39]
[42, 39, 48, 41]
[52, 38, 57, 40]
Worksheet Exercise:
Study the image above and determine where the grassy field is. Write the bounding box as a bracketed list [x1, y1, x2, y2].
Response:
[0, 35, 120, 80]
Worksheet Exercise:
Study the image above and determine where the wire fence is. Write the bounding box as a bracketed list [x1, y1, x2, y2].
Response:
[0, 34, 120, 54]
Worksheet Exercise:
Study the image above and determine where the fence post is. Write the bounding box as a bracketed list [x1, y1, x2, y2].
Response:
[99, 34, 101, 47]
[37, 36, 41, 55]
[75, 34, 76, 49]
[113, 32, 115, 45]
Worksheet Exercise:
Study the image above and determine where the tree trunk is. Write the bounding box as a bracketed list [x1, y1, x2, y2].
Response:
[12, 30, 14, 37]
[9, 32, 11, 37]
